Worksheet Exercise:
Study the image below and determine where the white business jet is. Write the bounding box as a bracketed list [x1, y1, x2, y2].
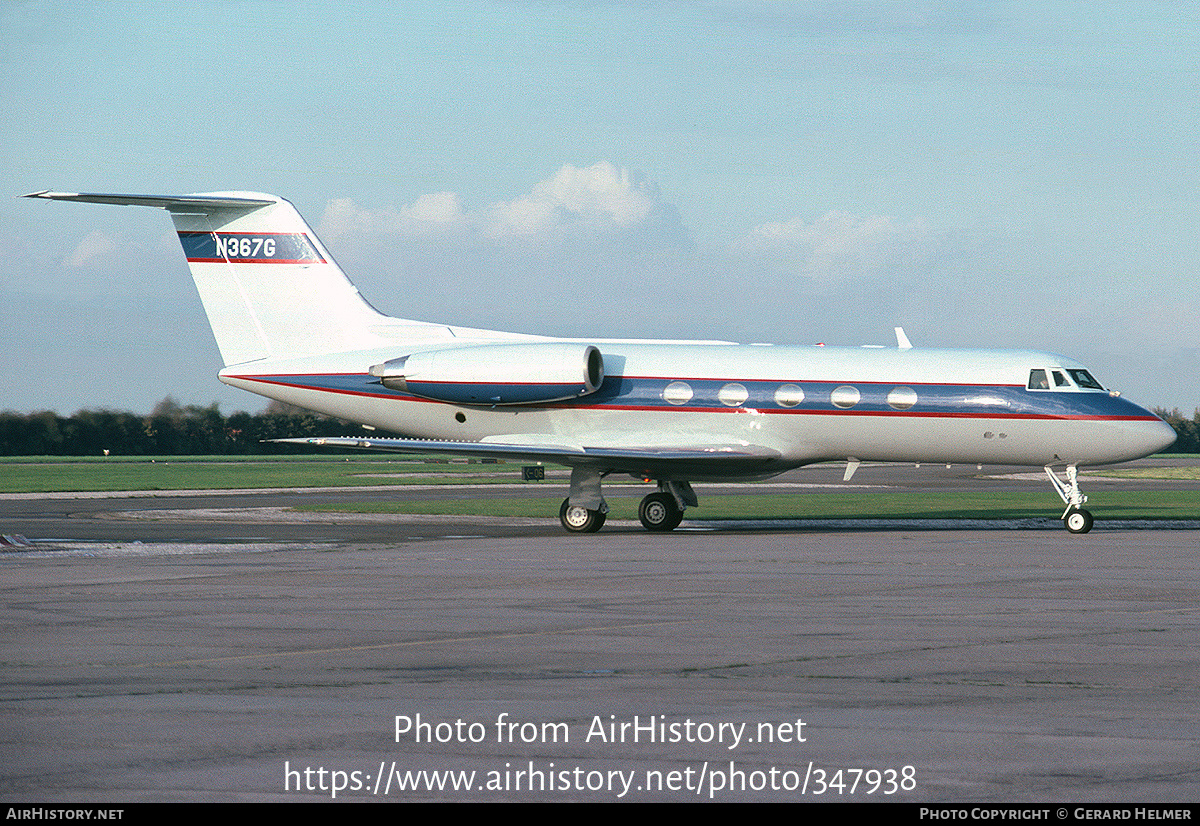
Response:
[26, 190, 1176, 533]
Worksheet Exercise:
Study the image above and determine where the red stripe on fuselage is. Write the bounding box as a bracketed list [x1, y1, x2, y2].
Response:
[185, 257, 324, 264]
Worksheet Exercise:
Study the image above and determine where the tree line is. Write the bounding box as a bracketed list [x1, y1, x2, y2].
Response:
[0, 399, 363, 456]
[1152, 408, 1200, 454]
[1, 399, 1197, 456]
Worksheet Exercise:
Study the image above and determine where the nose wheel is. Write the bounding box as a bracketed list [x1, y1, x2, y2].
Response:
[1064, 507, 1094, 534]
[1045, 465, 1093, 534]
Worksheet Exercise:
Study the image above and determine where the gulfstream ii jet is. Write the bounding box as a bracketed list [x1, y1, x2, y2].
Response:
[26, 190, 1176, 533]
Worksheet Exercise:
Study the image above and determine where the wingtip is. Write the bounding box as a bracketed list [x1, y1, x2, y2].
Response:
[21, 190, 84, 201]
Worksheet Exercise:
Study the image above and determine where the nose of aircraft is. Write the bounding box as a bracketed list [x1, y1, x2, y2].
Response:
[1110, 409, 1178, 462]
[1142, 415, 1179, 455]
[1081, 403, 1178, 465]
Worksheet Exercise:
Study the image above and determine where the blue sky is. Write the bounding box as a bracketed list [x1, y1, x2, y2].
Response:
[2, 1, 1197, 414]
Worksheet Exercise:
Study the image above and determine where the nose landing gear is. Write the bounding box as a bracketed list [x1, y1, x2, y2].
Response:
[1045, 464, 1093, 534]
[1063, 506, 1094, 534]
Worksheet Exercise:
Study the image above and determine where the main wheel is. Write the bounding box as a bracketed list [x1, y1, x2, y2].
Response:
[560, 498, 605, 533]
[1064, 507, 1093, 534]
[638, 492, 683, 532]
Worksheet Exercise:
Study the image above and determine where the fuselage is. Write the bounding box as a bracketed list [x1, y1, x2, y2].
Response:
[220, 339, 1176, 480]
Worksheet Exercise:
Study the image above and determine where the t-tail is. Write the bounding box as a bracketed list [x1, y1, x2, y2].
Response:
[24, 191, 425, 366]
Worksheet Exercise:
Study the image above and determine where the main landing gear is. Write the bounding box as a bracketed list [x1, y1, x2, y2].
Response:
[557, 468, 696, 533]
[559, 497, 606, 532]
[638, 492, 684, 532]
[559, 466, 608, 533]
[636, 481, 695, 532]
[1045, 464, 1093, 534]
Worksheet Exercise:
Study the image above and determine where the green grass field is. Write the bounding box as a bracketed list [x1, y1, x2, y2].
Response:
[1096, 466, 1200, 480]
[2, 456, 1195, 521]
[0, 456, 559, 493]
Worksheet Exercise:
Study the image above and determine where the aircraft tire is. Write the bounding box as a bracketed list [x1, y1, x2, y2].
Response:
[1063, 507, 1093, 534]
[560, 498, 605, 533]
[639, 492, 683, 532]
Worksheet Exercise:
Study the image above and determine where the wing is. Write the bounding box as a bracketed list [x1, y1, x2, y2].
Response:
[270, 436, 785, 479]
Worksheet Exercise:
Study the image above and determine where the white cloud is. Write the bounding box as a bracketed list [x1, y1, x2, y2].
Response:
[64, 230, 117, 268]
[319, 192, 466, 239]
[404, 192, 466, 227]
[317, 162, 680, 245]
[482, 161, 662, 239]
[737, 211, 934, 285]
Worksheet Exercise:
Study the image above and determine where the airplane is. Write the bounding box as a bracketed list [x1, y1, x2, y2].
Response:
[25, 189, 1176, 534]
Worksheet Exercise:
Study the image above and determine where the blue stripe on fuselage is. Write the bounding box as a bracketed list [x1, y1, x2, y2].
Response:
[230, 373, 1159, 420]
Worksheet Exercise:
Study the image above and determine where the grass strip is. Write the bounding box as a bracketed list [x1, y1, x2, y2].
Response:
[1094, 467, 1200, 480]
[0, 458, 564, 493]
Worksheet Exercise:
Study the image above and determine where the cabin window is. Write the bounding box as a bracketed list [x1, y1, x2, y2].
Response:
[774, 384, 804, 407]
[662, 381, 693, 405]
[887, 386, 918, 410]
[830, 385, 861, 409]
[1068, 369, 1104, 390]
[718, 383, 749, 407]
[1027, 369, 1049, 390]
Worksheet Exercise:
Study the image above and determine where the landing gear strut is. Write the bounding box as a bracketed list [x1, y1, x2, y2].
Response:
[1045, 464, 1093, 534]
[559, 466, 608, 533]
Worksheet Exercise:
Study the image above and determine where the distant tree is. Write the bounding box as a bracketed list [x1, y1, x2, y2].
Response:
[23, 412, 66, 455]
[1152, 408, 1200, 453]
[0, 413, 21, 454]
[224, 410, 256, 454]
[180, 403, 224, 454]
[64, 409, 144, 456]
[262, 399, 313, 416]
[150, 397, 185, 419]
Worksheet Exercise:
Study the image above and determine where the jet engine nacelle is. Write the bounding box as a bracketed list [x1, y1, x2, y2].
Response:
[368, 342, 605, 405]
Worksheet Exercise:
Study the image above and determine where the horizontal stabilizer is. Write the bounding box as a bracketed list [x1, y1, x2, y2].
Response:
[23, 191, 275, 212]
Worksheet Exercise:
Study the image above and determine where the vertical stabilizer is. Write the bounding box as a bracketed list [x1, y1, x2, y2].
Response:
[25, 191, 390, 366]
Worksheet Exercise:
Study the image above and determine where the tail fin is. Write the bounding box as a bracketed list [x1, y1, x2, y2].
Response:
[25, 191, 390, 366]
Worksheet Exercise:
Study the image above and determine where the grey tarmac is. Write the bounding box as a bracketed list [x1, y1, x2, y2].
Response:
[1, 459, 1197, 801]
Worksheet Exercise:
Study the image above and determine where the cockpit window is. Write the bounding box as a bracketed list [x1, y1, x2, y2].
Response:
[1052, 370, 1070, 387]
[1028, 369, 1049, 390]
[1068, 369, 1104, 390]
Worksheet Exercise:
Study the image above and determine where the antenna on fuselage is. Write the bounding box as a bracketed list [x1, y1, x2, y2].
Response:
[895, 327, 913, 350]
